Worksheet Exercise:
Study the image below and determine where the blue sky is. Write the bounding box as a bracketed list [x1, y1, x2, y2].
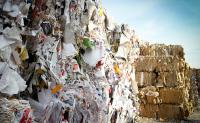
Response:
[102, 0, 200, 68]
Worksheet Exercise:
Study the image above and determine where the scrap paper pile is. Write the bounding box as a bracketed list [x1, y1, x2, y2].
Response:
[0, 0, 140, 122]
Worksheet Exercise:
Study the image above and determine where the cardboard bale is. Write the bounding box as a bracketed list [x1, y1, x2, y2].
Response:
[135, 57, 158, 72]
[189, 85, 199, 107]
[139, 104, 159, 118]
[135, 56, 185, 72]
[190, 68, 197, 77]
[140, 43, 150, 56]
[196, 69, 200, 79]
[183, 101, 193, 117]
[150, 44, 168, 57]
[158, 104, 184, 119]
[197, 69, 200, 96]
[169, 45, 184, 58]
[139, 44, 184, 58]
[157, 72, 185, 87]
[189, 69, 199, 106]
[159, 88, 185, 104]
[146, 94, 160, 104]
[136, 72, 156, 87]
[156, 57, 185, 72]
[140, 44, 168, 56]
[139, 86, 160, 104]
[140, 104, 186, 119]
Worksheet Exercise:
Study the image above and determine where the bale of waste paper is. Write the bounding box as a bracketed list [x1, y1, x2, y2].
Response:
[159, 88, 185, 104]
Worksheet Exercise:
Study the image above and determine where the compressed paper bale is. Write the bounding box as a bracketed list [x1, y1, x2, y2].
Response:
[146, 91, 160, 104]
[139, 86, 159, 104]
[135, 57, 158, 72]
[135, 56, 185, 72]
[190, 68, 196, 74]
[139, 43, 150, 56]
[156, 57, 174, 72]
[150, 44, 168, 57]
[139, 104, 159, 118]
[183, 101, 193, 117]
[139, 86, 156, 99]
[196, 69, 200, 75]
[159, 45, 169, 56]
[139, 44, 184, 58]
[158, 104, 184, 120]
[169, 45, 184, 58]
[189, 69, 199, 106]
[146, 95, 157, 104]
[140, 104, 185, 119]
[139, 86, 157, 95]
[139, 92, 160, 104]
[196, 69, 200, 96]
[157, 72, 185, 87]
[189, 87, 199, 107]
[136, 72, 156, 87]
[148, 44, 156, 56]
[196, 69, 200, 80]
[178, 59, 186, 72]
[140, 44, 167, 56]
[152, 45, 158, 56]
[145, 57, 158, 72]
[159, 88, 185, 104]
[157, 45, 184, 58]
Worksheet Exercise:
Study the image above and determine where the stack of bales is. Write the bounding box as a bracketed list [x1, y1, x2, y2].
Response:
[190, 69, 200, 102]
[135, 43, 193, 120]
[196, 69, 200, 97]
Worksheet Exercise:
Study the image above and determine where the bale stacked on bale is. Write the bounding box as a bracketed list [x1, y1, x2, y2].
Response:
[196, 69, 200, 96]
[196, 70, 200, 96]
[194, 69, 200, 96]
[140, 43, 184, 58]
[189, 69, 200, 106]
[135, 43, 194, 120]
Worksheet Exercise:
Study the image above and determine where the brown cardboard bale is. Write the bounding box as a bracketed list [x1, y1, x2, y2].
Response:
[139, 104, 159, 118]
[159, 88, 185, 104]
[139, 86, 160, 104]
[158, 104, 184, 119]
[146, 94, 160, 104]
[135, 57, 161, 72]
[196, 69, 200, 96]
[146, 95, 156, 104]
[189, 68, 197, 77]
[183, 101, 193, 117]
[189, 69, 199, 107]
[136, 72, 156, 87]
[156, 57, 185, 72]
[140, 104, 185, 119]
[135, 57, 158, 72]
[139, 44, 184, 58]
[169, 45, 184, 58]
[135, 56, 185, 72]
[156, 57, 173, 72]
[150, 44, 168, 57]
[140, 44, 150, 56]
[195, 69, 200, 81]
[189, 88, 199, 107]
[157, 72, 185, 87]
